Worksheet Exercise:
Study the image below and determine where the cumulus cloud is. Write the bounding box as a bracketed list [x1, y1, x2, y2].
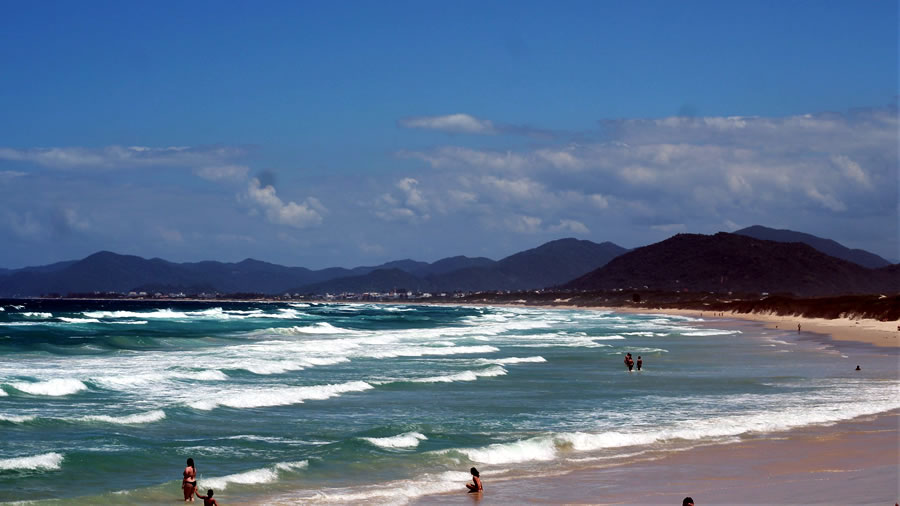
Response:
[400, 106, 897, 219]
[374, 178, 431, 223]
[398, 113, 556, 138]
[243, 178, 325, 228]
[399, 114, 497, 135]
[549, 219, 590, 235]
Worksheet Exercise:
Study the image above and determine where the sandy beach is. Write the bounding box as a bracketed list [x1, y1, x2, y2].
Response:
[412, 306, 900, 505]
[573, 305, 900, 349]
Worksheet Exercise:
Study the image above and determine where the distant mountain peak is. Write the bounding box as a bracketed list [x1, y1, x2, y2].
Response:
[734, 225, 890, 269]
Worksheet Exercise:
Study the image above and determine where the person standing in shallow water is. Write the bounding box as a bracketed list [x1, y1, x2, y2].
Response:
[466, 467, 483, 493]
[182, 458, 197, 502]
[624, 353, 634, 372]
[636, 356, 642, 371]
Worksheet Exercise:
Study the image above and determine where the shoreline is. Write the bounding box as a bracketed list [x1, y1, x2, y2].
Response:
[479, 302, 900, 349]
[413, 410, 900, 505]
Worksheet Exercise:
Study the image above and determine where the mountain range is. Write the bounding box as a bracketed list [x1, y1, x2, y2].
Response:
[0, 226, 895, 298]
[563, 232, 897, 297]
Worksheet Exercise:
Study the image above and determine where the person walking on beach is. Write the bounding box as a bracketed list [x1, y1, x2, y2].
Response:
[195, 489, 219, 506]
[466, 467, 483, 493]
[636, 356, 642, 371]
[182, 458, 197, 502]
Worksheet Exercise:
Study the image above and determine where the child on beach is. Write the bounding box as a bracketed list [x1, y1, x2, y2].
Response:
[466, 467, 483, 493]
[195, 489, 219, 506]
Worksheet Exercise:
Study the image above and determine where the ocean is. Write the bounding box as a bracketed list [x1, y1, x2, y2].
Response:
[1, 299, 897, 504]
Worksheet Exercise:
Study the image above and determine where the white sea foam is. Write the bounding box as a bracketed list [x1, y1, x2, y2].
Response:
[10, 378, 87, 396]
[368, 345, 499, 359]
[483, 356, 546, 365]
[58, 317, 100, 323]
[412, 365, 507, 383]
[361, 431, 428, 449]
[0, 414, 36, 423]
[22, 312, 53, 318]
[203, 460, 308, 490]
[449, 381, 900, 467]
[273, 322, 353, 335]
[681, 329, 741, 336]
[0, 388, 7, 396]
[193, 381, 374, 410]
[296, 470, 470, 504]
[80, 409, 166, 424]
[0, 452, 63, 471]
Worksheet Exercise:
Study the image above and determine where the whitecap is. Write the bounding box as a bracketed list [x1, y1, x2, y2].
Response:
[412, 366, 507, 383]
[79, 410, 166, 425]
[22, 312, 53, 318]
[193, 381, 374, 410]
[58, 317, 100, 323]
[203, 460, 308, 490]
[10, 378, 87, 396]
[361, 432, 427, 449]
[0, 452, 63, 471]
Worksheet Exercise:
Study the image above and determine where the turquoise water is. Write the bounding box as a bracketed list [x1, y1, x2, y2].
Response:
[1, 300, 897, 504]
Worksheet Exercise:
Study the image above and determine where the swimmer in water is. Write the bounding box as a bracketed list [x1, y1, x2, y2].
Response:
[466, 467, 483, 493]
[195, 489, 218, 506]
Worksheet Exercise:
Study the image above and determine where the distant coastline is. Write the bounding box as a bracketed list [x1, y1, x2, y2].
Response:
[11, 290, 900, 348]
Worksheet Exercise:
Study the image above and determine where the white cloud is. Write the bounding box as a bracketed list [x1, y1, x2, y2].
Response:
[157, 226, 184, 243]
[3, 211, 44, 239]
[401, 106, 896, 223]
[830, 154, 871, 188]
[549, 219, 590, 235]
[243, 178, 325, 228]
[374, 178, 431, 223]
[194, 165, 250, 182]
[399, 113, 496, 134]
[508, 215, 543, 234]
[60, 208, 90, 232]
[0, 145, 245, 170]
[0, 170, 26, 183]
[805, 187, 846, 212]
[651, 223, 687, 233]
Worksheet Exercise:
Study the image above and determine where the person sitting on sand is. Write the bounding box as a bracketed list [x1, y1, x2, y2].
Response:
[195, 489, 218, 506]
[636, 356, 642, 371]
[182, 458, 197, 502]
[466, 467, 483, 493]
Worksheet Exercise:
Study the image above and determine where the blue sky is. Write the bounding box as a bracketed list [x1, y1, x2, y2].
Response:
[1, 0, 897, 268]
